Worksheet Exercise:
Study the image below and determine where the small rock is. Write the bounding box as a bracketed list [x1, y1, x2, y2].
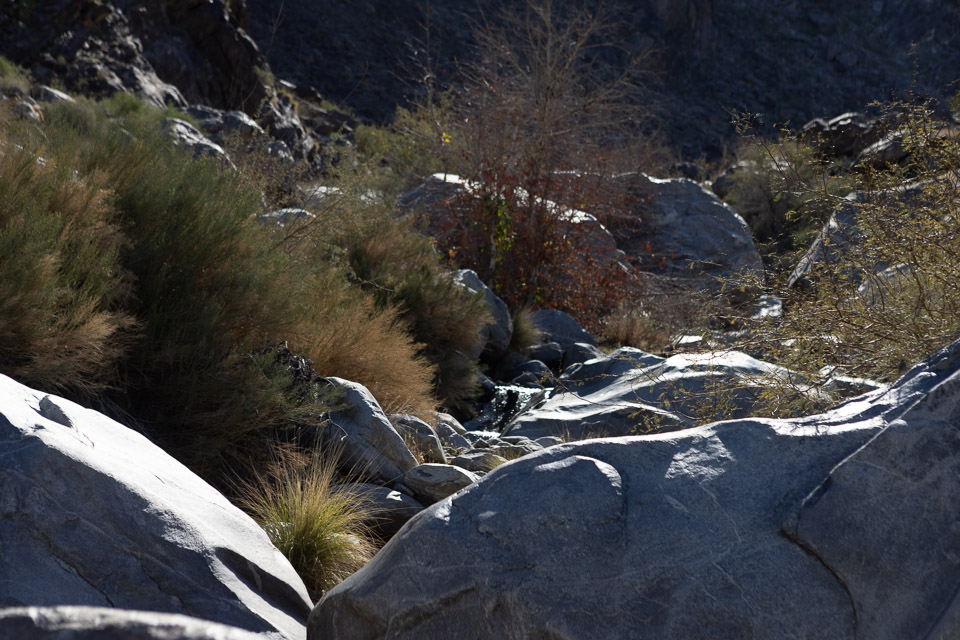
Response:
[390, 414, 446, 464]
[450, 451, 509, 474]
[403, 463, 479, 504]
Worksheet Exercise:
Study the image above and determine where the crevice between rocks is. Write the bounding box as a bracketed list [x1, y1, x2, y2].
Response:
[780, 527, 858, 637]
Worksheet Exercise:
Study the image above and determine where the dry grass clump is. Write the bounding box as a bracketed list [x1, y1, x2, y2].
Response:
[0, 115, 136, 393]
[345, 216, 489, 409]
[509, 306, 543, 352]
[0, 55, 32, 94]
[235, 448, 378, 601]
[302, 281, 438, 417]
[600, 303, 669, 352]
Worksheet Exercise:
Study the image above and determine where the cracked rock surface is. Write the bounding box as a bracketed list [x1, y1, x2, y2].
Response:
[309, 339, 960, 639]
[0, 374, 312, 640]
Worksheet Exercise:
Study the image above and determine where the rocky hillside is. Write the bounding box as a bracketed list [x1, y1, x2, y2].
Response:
[2, 1, 960, 638]
[244, 0, 960, 157]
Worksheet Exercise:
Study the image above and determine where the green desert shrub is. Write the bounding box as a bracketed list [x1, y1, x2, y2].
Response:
[0, 55, 31, 94]
[731, 98, 960, 407]
[346, 215, 489, 409]
[355, 91, 461, 199]
[236, 448, 378, 601]
[100, 92, 199, 127]
[0, 96, 441, 475]
[0, 114, 136, 393]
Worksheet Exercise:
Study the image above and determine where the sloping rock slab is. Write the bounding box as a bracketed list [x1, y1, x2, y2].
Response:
[504, 347, 800, 441]
[309, 339, 960, 640]
[0, 375, 311, 640]
[0, 606, 262, 640]
[787, 362, 960, 640]
[788, 182, 927, 289]
[453, 269, 511, 361]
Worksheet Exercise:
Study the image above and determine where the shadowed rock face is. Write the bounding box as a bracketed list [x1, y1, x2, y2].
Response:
[0, 607, 264, 640]
[0, 0, 269, 113]
[0, 374, 312, 640]
[308, 339, 960, 640]
[244, 0, 959, 157]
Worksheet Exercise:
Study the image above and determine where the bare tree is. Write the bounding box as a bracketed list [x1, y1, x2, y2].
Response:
[438, 0, 664, 316]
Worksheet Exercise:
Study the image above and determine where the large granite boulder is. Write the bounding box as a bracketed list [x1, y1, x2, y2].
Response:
[528, 309, 596, 349]
[308, 338, 960, 639]
[311, 378, 418, 486]
[503, 347, 803, 441]
[0, 374, 311, 640]
[0, 607, 262, 640]
[617, 174, 764, 296]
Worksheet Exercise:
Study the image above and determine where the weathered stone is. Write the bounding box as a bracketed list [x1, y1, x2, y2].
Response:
[435, 420, 471, 451]
[490, 444, 537, 459]
[0, 375, 311, 639]
[617, 173, 764, 297]
[309, 378, 418, 486]
[453, 269, 511, 361]
[161, 118, 233, 167]
[529, 309, 596, 349]
[185, 104, 264, 144]
[505, 347, 811, 441]
[308, 338, 960, 639]
[561, 341, 605, 370]
[30, 85, 74, 103]
[0, 607, 262, 640]
[390, 414, 446, 464]
[449, 451, 508, 474]
[403, 463, 479, 504]
[258, 208, 315, 228]
[526, 341, 563, 369]
[436, 412, 466, 434]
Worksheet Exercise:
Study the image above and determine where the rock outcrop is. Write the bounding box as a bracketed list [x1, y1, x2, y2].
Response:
[0, 0, 265, 113]
[619, 174, 764, 296]
[308, 337, 960, 639]
[312, 378, 419, 485]
[0, 606, 262, 640]
[504, 347, 807, 441]
[0, 374, 312, 640]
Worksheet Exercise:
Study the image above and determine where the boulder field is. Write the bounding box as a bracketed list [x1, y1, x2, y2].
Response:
[309, 338, 960, 639]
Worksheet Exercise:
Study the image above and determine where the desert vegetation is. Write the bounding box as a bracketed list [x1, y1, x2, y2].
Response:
[2, 0, 959, 605]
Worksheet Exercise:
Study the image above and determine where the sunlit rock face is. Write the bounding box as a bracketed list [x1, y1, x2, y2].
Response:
[309, 338, 960, 640]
